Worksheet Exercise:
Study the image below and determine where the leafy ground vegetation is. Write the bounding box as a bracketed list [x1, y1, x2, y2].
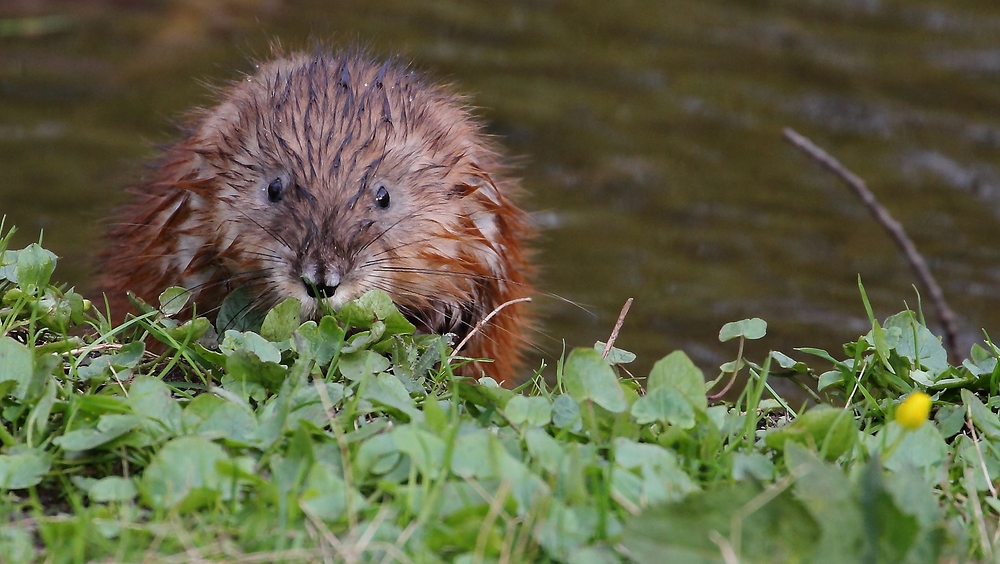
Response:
[1, 222, 1000, 564]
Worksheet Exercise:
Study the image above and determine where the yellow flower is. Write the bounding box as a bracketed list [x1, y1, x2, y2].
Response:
[896, 391, 931, 431]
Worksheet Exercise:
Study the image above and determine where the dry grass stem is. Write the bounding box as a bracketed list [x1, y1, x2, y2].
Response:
[602, 297, 633, 359]
[451, 297, 532, 357]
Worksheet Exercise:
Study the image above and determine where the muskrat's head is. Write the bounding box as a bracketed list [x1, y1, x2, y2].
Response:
[170, 50, 529, 338]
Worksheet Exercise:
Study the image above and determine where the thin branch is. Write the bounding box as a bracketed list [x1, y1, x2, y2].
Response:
[782, 127, 961, 362]
[601, 297, 633, 358]
[450, 297, 532, 357]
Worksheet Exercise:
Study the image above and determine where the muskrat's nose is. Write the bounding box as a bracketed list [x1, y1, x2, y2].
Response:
[301, 266, 341, 299]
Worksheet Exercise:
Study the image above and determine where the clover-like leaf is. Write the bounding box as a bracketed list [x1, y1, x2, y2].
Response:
[719, 318, 767, 342]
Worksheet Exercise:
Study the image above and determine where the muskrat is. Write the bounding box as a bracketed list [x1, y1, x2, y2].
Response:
[98, 49, 533, 385]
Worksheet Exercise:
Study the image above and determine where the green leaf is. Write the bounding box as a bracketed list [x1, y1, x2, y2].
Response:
[718, 318, 766, 342]
[860, 457, 920, 563]
[884, 311, 948, 377]
[299, 462, 366, 522]
[552, 394, 582, 431]
[216, 286, 267, 334]
[884, 465, 941, 528]
[505, 396, 552, 427]
[336, 289, 415, 335]
[631, 387, 696, 428]
[360, 372, 420, 419]
[535, 501, 600, 559]
[391, 334, 443, 385]
[296, 316, 346, 367]
[221, 330, 282, 363]
[72, 395, 130, 417]
[226, 349, 289, 392]
[934, 404, 965, 439]
[54, 414, 141, 452]
[34, 287, 84, 331]
[524, 428, 564, 473]
[15, 243, 57, 292]
[183, 394, 257, 444]
[341, 329, 376, 354]
[817, 370, 845, 391]
[731, 452, 774, 481]
[267, 428, 315, 523]
[192, 343, 227, 369]
[451, 430, 507, 480]
[0, 447, 50, 489]
[785, 444, 864, 564]
[23, 352, 57, 402]
[141, 436, 234, 511]
[564, 348, 627, 413]
[647, 350, 707, 413]
[128, 377, 183, 437]
[423, 396, 449, 434]
[25, 377, 56, 437]
[111, 340, 145, 368]
[392, 425, 445, 479]
[877, 422, 948, 474]
[965, 344, 998, 376]
[0, 336, 32, 399]
[566, 546, 620, 564]
[764, 406, 857, 461]
[85, 476, 139, 503]
[612, 439, 698, 506]
[158, 287, 190, 316]
[354, 434, 403, 479]
[594, 342, 636, 365]
[161, 317, 211, 345]
[77, 341, 146, 381]
[769, 351, 808, 374]
[338, 349, 391, 381]
[621, 480, 819, 563]
[261, 297, 301, 342]
[0, 245, 16, 282]
[0, 525, 35, 564]
[962, 388, 1000, 440]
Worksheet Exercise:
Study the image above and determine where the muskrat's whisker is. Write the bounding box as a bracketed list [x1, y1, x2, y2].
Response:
[177, 268, 275, 300]
[222, 206, 294, 252]
[238, 250, 286, 263]
[364, 234, 440, 258]
[355, 209, 423, 256]
[367, 264, 512, 284]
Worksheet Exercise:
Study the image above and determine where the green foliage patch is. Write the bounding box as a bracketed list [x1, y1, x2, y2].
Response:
[2, 221, 1000, 563]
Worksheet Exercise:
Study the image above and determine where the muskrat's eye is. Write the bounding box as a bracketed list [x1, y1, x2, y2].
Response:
[375, 185, 390, 209]
[267, 178, 284, 203]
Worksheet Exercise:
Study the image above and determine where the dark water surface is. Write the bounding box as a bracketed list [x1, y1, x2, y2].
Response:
[3, 0, 1000, 390]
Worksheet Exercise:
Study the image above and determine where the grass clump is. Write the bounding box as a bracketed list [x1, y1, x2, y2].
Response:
[1, 222, 1000, 563]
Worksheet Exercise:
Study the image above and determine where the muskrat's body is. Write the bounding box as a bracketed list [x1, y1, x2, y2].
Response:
[98, 49, 533, 384]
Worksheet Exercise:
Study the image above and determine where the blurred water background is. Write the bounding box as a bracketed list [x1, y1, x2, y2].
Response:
[3, 0, 1000, 390]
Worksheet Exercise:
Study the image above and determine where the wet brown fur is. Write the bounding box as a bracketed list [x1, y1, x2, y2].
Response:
[98, 49, 533, 385]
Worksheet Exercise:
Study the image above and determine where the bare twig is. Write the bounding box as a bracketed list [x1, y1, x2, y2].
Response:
[450, 297, 532, 357]
[601, 298, 633, 358]
[782, 127, 961, 362]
